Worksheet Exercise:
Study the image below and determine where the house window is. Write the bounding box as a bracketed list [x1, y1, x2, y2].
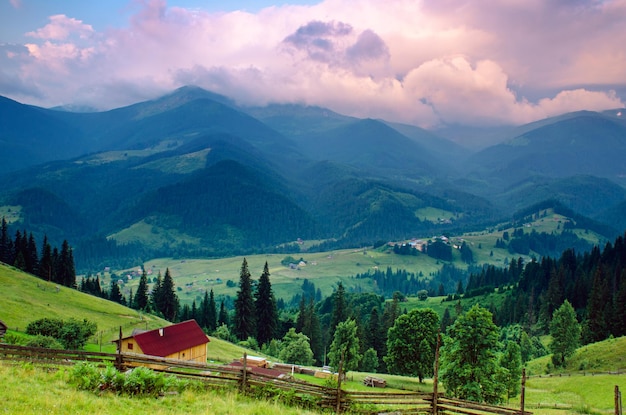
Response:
[182, 352, 185, 358]
[128, 342, 133, 350]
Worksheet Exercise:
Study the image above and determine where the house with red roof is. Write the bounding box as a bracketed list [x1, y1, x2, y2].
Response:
[115, 320, 210, 364]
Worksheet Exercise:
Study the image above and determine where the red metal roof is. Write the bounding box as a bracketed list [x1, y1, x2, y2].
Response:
[133, 320, 209, 357]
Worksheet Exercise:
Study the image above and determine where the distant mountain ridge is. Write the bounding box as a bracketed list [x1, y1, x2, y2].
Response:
[0, 86, 625, 270]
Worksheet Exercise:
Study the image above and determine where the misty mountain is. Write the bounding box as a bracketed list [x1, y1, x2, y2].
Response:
[0, 96, 96, 174]
[465, 112, 626, 189]
[0, 86, 625, 270]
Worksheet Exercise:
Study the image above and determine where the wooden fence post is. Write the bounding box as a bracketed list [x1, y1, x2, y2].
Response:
[432, 332, 441, 415]
[521, 368, 526, 415]
[616, 385, 622, 415]
[241, 353, 248, 392]
[336, 349, 345, 415]
[115, 326, 123, 370]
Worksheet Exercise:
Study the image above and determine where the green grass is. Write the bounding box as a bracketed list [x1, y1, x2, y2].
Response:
[525, 336, 626, 376]
[0, 263, 168, 344]
[0, 205, 21, 223]
[0, 263, 263, 363]
[0, 361, 319, 415]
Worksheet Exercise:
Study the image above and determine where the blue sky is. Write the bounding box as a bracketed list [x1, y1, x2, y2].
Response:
[1, 1, 320, 42]
[1, 0, 625, 127]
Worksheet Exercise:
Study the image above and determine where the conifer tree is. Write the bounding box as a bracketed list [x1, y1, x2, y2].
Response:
[218, 300, 229, 326]
[365, 306, 385, 363]
[134, 270, 150, 311]
[109, 280, 125, 305]
[233, 258, 256, 341]
[191, 300, 198, 322]
[330, 282, 347, 338]
[151, 272, 163, 315]
[255, 262, 278, 346]
[157, 268, 179, 322]
[38, 236, 53, 281]
[56, 240, 76, 288]
[582, 265, 610, 343]
[26, 233, 38, 275]
[207, 289, 217, 331]
[0, 217, 10, 264]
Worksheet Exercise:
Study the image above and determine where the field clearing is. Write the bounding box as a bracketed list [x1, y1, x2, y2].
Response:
[95, 207, 607, 308]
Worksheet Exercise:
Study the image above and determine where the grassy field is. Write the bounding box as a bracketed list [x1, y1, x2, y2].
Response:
[0, 361, 320, 415]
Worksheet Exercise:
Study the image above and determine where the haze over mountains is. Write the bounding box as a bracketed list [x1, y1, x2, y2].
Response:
[1, 86, 625, 270]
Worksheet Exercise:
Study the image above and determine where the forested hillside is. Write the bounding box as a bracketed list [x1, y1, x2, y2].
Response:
[0, 87, 625, 271]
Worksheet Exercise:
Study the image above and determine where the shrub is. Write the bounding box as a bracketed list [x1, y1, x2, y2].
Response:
[24, 335, 64, 349]
[25, 318, 97, 350]
[68, 362, 195, 397]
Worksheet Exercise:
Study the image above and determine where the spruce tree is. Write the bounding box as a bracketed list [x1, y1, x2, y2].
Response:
[0, 217, 10, 264]
[198, 290, 209, 329]
[56, 240, 76, 288]
[158, 268, 179, 322]
[330, 282, 347, 338]
[255, 262, 278, 346]
[218, 300, 229, 326]
[109, 280, 125, 304]
[26, 233, 38, 275]
[38, 236, 53, 281]
[151, 272, 164, 316]
[134, 270, 150, 311]
[234, 258, 256, 341]
[207, 289, 217, 331]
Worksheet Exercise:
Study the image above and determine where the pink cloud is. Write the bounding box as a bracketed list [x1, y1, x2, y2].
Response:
[26, 14, 94, 41]
[3, 0, 624, 127]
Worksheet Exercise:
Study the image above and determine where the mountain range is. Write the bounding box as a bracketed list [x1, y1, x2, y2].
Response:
[1, 86, 625, 271]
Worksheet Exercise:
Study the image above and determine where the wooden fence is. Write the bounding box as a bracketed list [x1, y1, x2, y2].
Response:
[0, 343, 535, 415]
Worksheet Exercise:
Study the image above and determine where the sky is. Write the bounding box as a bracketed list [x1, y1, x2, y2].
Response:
[1, 0, 625, 128]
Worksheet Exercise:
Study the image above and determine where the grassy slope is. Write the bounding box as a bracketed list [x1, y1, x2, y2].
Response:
[0, 263, 260, 363]
[0, 263, 167, 344]
[522, 337, 626, 414]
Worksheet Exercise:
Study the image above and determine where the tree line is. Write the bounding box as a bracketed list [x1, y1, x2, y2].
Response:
[0, 217, 76, 288]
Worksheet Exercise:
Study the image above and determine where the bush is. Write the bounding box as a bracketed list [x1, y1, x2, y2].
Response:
[25, 335, 64, 349]
[25, 318, 97, 350]
[68, 362, 195, 397]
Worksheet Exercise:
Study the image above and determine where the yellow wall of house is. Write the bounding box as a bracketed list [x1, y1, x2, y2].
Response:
[119, 339, 207, 363]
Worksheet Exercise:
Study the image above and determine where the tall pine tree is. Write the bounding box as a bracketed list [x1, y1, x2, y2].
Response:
[158, 268, 179, 322]
[207, 289, 217, 331]
[38, 236, 53, 281]
[134, 269, 150, 311]
[255, 262, 278, 346]
[233, 258, 256, 341]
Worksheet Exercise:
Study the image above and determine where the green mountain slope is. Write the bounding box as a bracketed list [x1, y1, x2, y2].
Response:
[0, 263, 166, 342]
[466, 113, 626, 187]
[0, 97, 94, 174]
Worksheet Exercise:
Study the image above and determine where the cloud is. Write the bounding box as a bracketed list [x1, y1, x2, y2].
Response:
[9, 0, 21, 9]
[26, 14, 94, 41]
[2, 0, 625, 128]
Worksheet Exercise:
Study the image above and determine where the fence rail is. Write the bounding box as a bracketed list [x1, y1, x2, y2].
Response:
[0, 343, 536, 415]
